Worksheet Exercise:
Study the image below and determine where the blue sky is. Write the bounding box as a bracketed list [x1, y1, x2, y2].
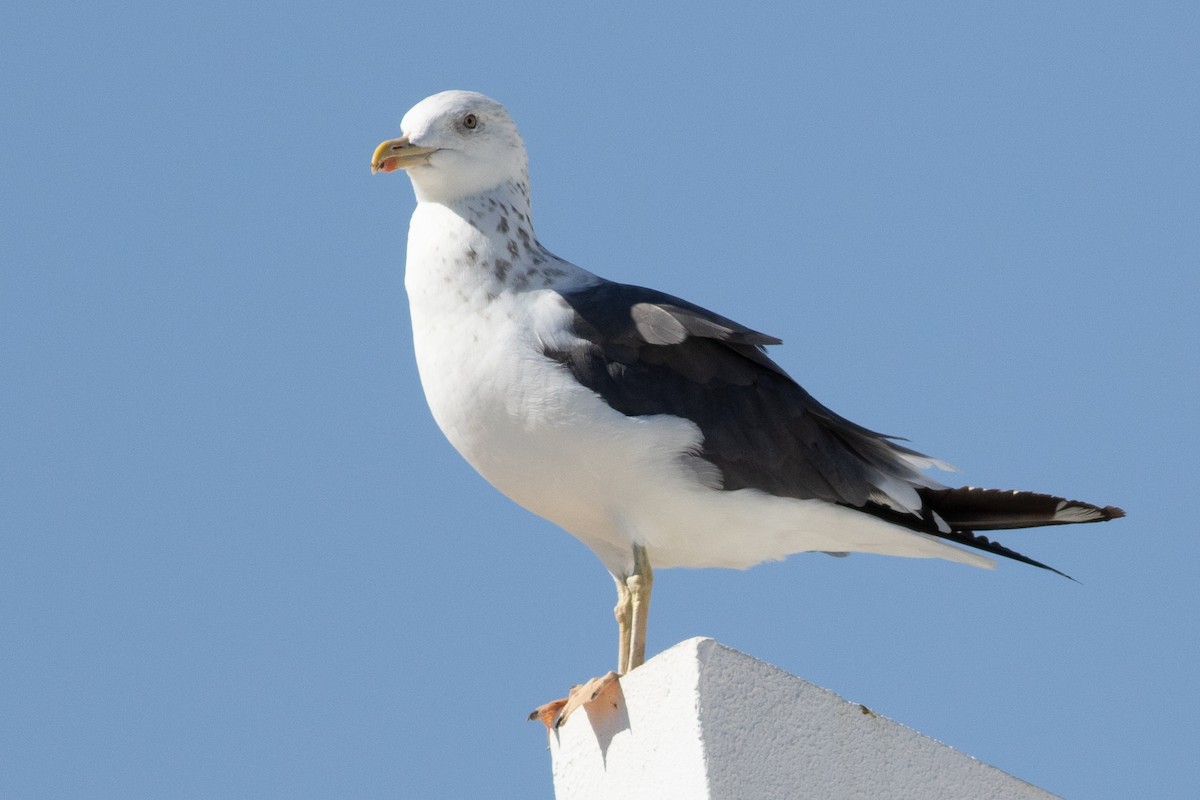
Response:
[3, 2, 1197, 797]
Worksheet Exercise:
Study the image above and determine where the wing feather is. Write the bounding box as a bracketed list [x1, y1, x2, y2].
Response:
[544, 280, 1122, 574]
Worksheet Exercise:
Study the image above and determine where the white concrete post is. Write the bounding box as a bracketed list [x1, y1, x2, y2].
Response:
[548, 637, 1058, 800]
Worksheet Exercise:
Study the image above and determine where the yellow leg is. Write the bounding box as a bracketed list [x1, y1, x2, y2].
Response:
[624, 544, 653, 674]
[530, 545, 654, 730]
[614, 576, 631, 675]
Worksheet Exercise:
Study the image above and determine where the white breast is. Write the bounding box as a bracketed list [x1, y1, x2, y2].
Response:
[403, 203, 653, 549]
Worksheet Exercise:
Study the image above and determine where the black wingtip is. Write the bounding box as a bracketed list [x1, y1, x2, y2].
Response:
[918, 487, 1126, 531]
[942, 528, 1077, 581]
[906, 487, 1127, 580]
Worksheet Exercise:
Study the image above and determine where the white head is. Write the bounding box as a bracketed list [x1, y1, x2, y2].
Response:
[371, 91, 529, 204]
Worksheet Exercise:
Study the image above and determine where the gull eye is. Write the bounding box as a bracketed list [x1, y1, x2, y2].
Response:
[462, 113, 478, 130]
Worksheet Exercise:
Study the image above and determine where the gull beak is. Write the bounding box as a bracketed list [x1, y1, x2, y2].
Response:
[371, 135, 439, 174]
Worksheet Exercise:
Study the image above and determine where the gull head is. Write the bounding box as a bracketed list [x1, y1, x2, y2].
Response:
[372, 90, 528, 204]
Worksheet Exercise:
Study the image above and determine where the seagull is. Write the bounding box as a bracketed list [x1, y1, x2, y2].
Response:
[371, 90, 1123, 702]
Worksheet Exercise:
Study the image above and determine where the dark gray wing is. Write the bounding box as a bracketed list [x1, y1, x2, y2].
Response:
[546, 281, 935, 507]
[545, 280, 1123, 575]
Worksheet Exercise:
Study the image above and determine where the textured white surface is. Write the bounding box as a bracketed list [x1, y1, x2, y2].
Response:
[549, 638, 1059, 800]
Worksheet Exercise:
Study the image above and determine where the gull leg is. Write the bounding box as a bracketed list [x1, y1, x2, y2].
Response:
[614, 575, 632, 675]
[529, 546, 650, 730]
[625, 544, 653, 673]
